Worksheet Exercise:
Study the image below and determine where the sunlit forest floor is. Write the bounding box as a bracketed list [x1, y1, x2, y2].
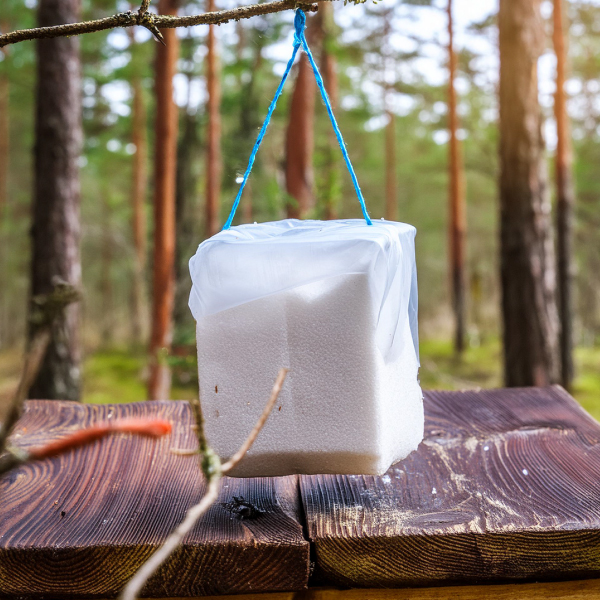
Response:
[1, 339, 599, 421]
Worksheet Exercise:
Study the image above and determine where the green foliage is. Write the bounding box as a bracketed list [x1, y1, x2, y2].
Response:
[0, 0, 598, 410]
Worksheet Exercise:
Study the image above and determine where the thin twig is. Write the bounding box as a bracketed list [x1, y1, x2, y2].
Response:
[138, 0, 151, 16]
[119, 477, 220, 600]
[0, 282, 80, 456]
[119, 368, 288, 600]
[222, 367, 288, 473]
[0, 0, 332, 49]
[0, 329, 51, 452]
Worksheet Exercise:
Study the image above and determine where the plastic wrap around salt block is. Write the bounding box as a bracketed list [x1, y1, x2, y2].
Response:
[189, 219, 423, 477]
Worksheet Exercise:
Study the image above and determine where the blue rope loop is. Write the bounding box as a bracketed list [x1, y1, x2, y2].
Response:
[293, 8, 306, 46]
[222, 8, 372, 230]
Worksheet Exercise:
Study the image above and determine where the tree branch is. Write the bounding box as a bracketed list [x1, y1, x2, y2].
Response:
[119, 368, 288, 600]
[0, 282, 80, 456]
[221, 367, 288, 473]
[0, 0, 335, 49]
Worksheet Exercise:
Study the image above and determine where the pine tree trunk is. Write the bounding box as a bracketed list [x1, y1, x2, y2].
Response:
[553, 0, 575, 390]
[499, 0, 560, 386]
[286, 17, 317, 219]
[320, 3, 339, 221]
[447, 0, 466, 354]
[130, 31, 148, 346]
[148, 0, 179, 400]
[28, 0, 83, 401]
[205, 0, 221, 237]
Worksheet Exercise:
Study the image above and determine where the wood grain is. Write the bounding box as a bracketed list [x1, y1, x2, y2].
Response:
[300, 386, 600, 587]
[0, 400, 309, 597]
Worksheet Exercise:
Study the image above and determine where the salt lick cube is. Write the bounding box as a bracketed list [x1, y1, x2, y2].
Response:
[188, 219, 423, 477]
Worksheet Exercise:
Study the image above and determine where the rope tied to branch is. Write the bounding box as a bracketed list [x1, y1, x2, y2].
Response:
[222, 8, 372, 230]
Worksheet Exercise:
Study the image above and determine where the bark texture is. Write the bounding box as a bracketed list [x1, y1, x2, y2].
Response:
[447, 0, 466, 354]
[553, 0, 575, 391]
[28, 0, 82, 401]
[498, 0, 560, 386]
[286, 17, 318, 219]
[205, 0, 222, 237]
[148, 0, 179, 400]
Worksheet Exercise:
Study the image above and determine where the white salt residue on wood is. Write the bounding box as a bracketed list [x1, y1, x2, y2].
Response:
[196, 273, 423, 477]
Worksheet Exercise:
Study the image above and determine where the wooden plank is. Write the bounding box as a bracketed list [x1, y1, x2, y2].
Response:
[300, 386, 600, 588]
[0, 400, 309, 597]
[100, 577, 600, 600]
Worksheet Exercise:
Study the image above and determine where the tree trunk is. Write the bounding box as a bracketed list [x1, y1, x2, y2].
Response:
[205, 0, 221, 237]
[148, 0, 179, 400]
[498, 0, 560, 387]
[320, 3, 339, 221]
[28, 0, 82, 401]
[286, 17, 317, 219]
[129, 29, 148, 346]
[553, 0, 575, 391]
[447, 0, 466, 354]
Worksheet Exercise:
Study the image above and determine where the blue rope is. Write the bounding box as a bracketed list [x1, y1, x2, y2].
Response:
[222, 8, 372, 230]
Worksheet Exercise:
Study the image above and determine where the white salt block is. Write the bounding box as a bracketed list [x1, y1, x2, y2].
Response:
[189, 219, 423, 477]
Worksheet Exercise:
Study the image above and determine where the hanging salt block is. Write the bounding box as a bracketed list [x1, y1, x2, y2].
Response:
[188, 218, 423, 477]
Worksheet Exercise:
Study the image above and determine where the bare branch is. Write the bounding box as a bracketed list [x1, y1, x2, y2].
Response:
[138, 0, 151, 17]
[0, 12, 138, 48]
[221, 367, 288, 473]
[0, 328, 51, 451]
[119, 368, 288, 600]
[0, 282, 80, 455]
[119, 476, 220, 600]
[0, 0, 327, 49]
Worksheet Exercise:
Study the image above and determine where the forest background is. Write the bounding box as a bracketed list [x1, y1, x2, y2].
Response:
[1, 0, 599, 417]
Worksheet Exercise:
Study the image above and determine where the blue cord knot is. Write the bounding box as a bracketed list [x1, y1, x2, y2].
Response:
[293, 9, 306, 47]
[222, 7, 372, 230]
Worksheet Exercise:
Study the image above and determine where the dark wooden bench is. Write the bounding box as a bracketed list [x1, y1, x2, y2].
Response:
[2, 386, 600, 598]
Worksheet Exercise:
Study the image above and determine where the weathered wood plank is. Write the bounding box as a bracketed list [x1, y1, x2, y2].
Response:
[300, 386, 600, 588]
[0, 400, 309, 597]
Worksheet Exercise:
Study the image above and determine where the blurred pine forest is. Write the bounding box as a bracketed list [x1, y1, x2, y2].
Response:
[0, 0, 599, 413]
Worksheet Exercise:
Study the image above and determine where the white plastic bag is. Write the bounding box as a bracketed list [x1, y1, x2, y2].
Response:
[189, 219, 419, 363]
[188, 218, 423, 476]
